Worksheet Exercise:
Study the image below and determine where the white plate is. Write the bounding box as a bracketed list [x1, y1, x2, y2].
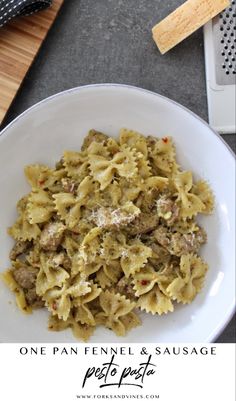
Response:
[0, 84, 235, 343]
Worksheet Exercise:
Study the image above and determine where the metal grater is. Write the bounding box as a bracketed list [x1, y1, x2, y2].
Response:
[204, 0, 236, 133]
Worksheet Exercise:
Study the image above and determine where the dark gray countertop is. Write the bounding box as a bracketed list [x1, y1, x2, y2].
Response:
[1, 0, 235, 342]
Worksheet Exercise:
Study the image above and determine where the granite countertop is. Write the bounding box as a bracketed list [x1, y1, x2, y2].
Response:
[1, 0, 235, 342]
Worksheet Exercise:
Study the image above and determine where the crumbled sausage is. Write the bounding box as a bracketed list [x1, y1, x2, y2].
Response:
[154, 226, 207, 256]
[170, 229, 207, 256]
[128, 213, 159, 235]
[49, 252, 65, 268]
[25, 288, 44, 308]
[55, 158, 64, 170]
[10, 240, 31, 260]
[63, 256, 72, 270]
[135, 189, 159, 213]
[81, 129, 108, 150]
[146, 135, 157, 148]
[39, 222, 65, 251]
[13, 266, 37, 289]
[48, 252, 71, 270]
[156, 196, 179, 225]
[61, 178, 76, 194]
[153, 226, 170, 248]
[117, 277, 136, 301]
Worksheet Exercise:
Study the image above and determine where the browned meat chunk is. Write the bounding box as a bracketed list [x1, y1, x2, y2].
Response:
[154, 226, 207, 256]
[156, 196, 179, 225]
[10, 240, 31, 260]
[135, 188, 159, 213]
[146, 135, 157, 148]
[170, 229, 207, 256]
[13, 266, 37, 289]
[25, 288, 44, 308]
[39, 222, 65, 251]
[47, 252, 71, 270]
[153, 226, 170, 248]
[128, 213, 159, 235]
[117, 277, 136, 301]
[61, 178, 76, 193]
[81, 129, 108, 150]
[55, 158, 64, 170]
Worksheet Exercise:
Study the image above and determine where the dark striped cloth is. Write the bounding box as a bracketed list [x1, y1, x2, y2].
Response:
[0, 0, 52, 27]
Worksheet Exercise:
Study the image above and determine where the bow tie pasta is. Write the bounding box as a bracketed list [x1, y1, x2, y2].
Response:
[2, 129, 214, 341]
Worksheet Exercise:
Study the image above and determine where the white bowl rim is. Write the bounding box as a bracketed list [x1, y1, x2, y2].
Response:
[0, 83, 235, 342]
[1, 84, 235, 161]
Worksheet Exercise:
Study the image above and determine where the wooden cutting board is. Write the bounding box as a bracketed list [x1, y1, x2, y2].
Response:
[0, 0, 64, 125]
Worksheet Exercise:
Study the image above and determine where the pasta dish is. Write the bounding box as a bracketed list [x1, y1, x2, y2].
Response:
[2, 129, 214, 341]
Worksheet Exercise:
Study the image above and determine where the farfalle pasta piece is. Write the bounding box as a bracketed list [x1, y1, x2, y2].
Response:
[73, 283, 101, 306]
[174, 171, 205, 218]
[76, 176, 95, 201]
[74, 304, 96, 326]
[75, 258, 102, 277]
[43, 274, 92, 321]
[27, 189, 55, 224]
[88, 155, 114, 190]
[24, 164, 52, 188]
[73, 283, 102, 326]
[120, 240, 152, 277]
[155, 262, 179, 296]
[132, 265, 158, 296]
[8, 212, 41, 241]
[106, 137, 120, 154]
[147, 135, 178, 176]
[53, 195, 82, 229]
[79, 227, 102, 263]
[119, 311, 141, 332]
[114, 145, 138, 178]
[67, 274, 92, 298]
[96, 260, 123, 289]
[136, 156, 152, 179]
[25, 164, 66, 193]
[89, 145, 137, 190]
[119, 178, 142, 203]
[87, 140, 110, 158]
[138, 284, 174, 315]
[119, 128, 148, 158]
[96, 290, 138, 336]
[48, 314, 95, 341]
[81, 129, 109, 150]
[53, 177, 93, 229]
[62, 234, 81, 258]
[1, 270, 32, 314]
[166, 254, 208, 304]
[8, 195, 41, 241]
[119, 131, 152, 179]
[192, 180, 214, 214]
[101, 232, 126, 261]
[36, 253, 70, 296]
[63, 150, 89, 182]
[43, 283, 71, 321]
[145, 176, 169, 192]
[100, 181, 122, 207]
